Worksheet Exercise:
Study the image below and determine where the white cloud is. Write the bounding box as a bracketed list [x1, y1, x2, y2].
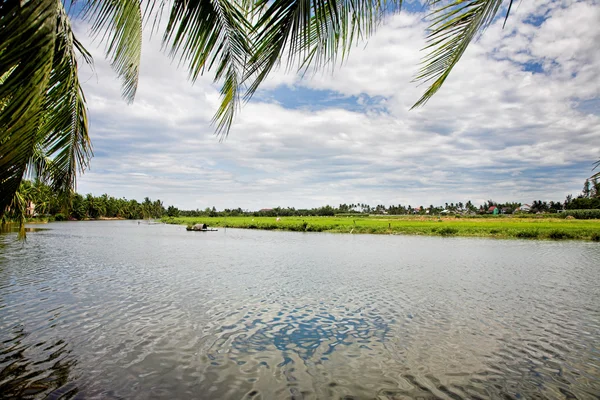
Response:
[75, 0, 600, 210]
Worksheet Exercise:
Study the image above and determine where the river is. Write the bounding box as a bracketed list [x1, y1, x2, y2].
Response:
[1, 221, 599, 399]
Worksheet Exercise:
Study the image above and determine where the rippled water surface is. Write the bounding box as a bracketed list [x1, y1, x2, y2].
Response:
[1, 221, 599, 399]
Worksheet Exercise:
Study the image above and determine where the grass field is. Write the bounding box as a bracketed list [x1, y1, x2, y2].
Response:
[162, 215, 600, 241]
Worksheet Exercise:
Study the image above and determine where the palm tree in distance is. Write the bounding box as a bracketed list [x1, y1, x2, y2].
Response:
[2, 0, 516, 219]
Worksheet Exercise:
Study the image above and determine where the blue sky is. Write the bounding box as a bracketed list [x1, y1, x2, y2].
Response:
[74, 0, 600, 210]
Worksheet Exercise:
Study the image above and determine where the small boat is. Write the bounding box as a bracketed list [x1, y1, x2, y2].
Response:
[186, 223, 218, 232]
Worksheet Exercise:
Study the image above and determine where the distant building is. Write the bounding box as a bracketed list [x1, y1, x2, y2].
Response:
[26, 201, 35, 217]
[515, 204, 531, 212]
[259, 208, 273, 212]
[488, 206, 499, 215]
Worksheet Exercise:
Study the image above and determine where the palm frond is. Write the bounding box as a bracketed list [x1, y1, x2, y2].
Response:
[0, 0, 57, 213]
[162, 0, 253, 137]
[1, 0, 92, 229]
[411, 0, 509, 108]
[300, 0, 401, 71]
[82, 0, 143, 102]
[243, 0, 401, 109]
[592, 159, 600, 180]
[36, 4, 93, 195]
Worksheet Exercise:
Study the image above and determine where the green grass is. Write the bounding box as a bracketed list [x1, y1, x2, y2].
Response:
[162, 215, 600, 241]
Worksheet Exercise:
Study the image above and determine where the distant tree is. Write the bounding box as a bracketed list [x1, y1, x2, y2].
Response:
[564, 194, 573, 209]
[167, 206, 180, 217]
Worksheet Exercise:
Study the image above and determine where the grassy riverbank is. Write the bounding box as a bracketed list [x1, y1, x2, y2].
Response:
[163, 215, 600, 241]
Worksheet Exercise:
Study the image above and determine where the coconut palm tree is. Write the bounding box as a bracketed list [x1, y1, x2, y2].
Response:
[2, 0, 514, 223]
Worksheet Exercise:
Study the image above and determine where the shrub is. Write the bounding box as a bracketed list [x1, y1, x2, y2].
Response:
[438, 227, 458, 236]
[560, 210, 600, 219]
[54, 213, 67, 221]
[591, 232, 600, 242]
[547, 230, 573, 240]
[516, 229, 539, 238]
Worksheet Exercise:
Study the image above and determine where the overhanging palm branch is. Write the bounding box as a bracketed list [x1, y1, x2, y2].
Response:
[162, 0, 253, 137]
[412, 0, 510, 108]
[36, 4, 93, 195]
[1, 0, 92, 225]
[0, 0, 57, 214]
[592, 159, 600, 180]
[81, 0, 143, 102]
[244, 0, 403, 106]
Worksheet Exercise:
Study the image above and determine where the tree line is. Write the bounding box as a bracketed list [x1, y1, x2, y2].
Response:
[5, 180, 169, 221]
[7, 176, 600, 223]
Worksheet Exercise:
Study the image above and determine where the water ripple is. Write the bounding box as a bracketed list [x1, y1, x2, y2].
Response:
[0, 222, 599, 399]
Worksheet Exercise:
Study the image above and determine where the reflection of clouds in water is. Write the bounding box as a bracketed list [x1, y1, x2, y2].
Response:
[208, 304, 390, 363]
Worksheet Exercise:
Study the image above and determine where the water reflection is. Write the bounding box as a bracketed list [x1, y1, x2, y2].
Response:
[0, 224, 46, 234]
[224, 307, 389, 360]
[0, 326, 78, 399]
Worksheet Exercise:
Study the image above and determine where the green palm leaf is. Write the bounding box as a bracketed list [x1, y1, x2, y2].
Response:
[82, 0, 143, 102]
[37, 4, 93, 194]
[245, 0, 402, 104]
[412, 0, 509, 108]
[592, 159, 600, 180]
[0, 0, 57, 213]
[162, 0, 253, 137]
[1, 0, 92, 234]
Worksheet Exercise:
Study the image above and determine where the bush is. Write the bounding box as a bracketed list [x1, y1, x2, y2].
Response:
[516, 229, 539, 238]
[560, 210, 600, 219]
[54, 213, 67, 221]
[438, 227, 458, 236]
[547, 230, 573, 240]
[591, 232, 600, 242]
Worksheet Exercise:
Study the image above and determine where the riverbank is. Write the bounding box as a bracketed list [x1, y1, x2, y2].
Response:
[162, 215, 600, 241]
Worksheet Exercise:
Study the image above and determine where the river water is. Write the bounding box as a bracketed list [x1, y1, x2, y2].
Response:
[0, 221, 599, 399]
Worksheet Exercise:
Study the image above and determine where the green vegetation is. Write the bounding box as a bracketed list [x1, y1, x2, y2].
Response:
[2, 180, 167, 234]
[163, 215, 600, 241]
[560, 209, 600, 219]
[5, 176, 599, 242]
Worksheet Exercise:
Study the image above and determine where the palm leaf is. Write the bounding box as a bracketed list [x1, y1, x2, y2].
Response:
[0, 0, 57, 213]
[82, 0, 143, 102]
[245, 0, 402, 103]
[36, 4, 93, 195]
[592, 159, 600, 180]
[1, 0, 92, 233]
[411, 0, 509, 108]
[162, 0, 253, 137]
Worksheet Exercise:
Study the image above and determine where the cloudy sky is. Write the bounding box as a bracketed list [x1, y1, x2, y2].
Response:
[74, 0, 600, 210]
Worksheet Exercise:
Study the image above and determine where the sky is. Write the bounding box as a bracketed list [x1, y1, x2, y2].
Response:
[74, 0, 600, 210]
